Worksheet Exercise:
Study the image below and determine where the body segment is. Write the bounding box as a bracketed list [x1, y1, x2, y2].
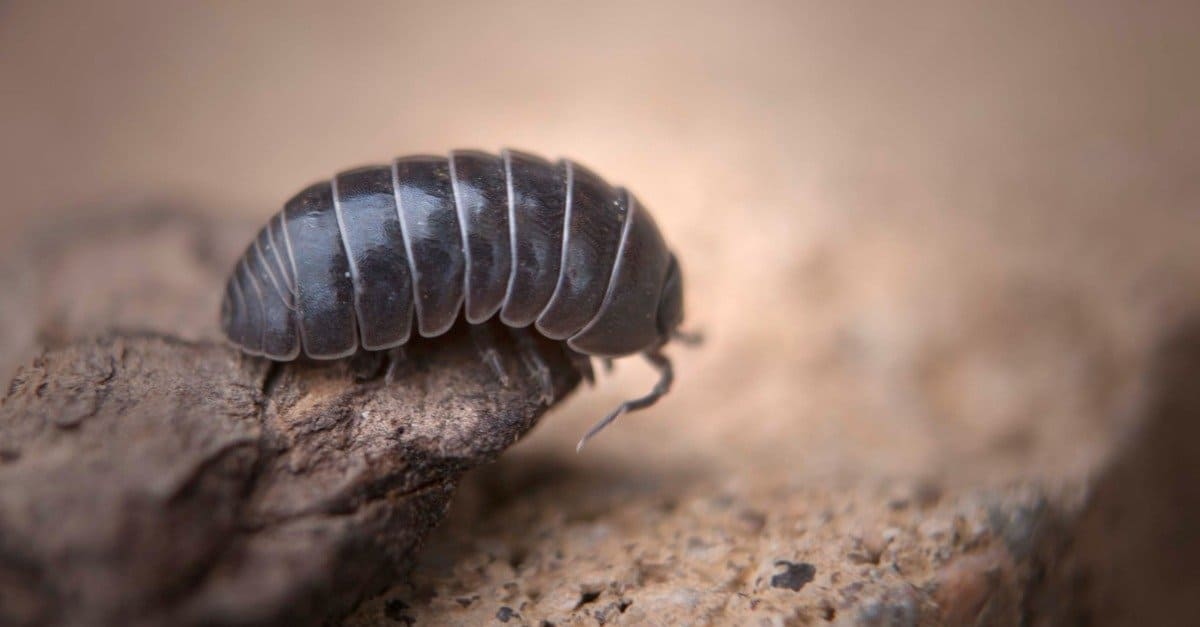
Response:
[283, 181, 358, 359]
[568, 192, 674, 356]
[392, 156, 464, 338]
[499, 150, 567, 327]
[333, 165, 413, 350]
[450, 150, 512, 324]
[535, 160, 627, 340]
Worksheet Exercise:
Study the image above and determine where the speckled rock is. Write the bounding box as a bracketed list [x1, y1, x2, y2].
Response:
[346, 478, 1074, 626]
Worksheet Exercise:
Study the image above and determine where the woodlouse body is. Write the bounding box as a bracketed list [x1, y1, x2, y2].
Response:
[221, 149, 687, 446]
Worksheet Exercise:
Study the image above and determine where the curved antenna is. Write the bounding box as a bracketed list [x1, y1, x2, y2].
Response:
[576, 349, 673, 452]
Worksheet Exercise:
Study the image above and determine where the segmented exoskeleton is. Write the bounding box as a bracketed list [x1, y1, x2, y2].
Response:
[221, 149, 689, 447]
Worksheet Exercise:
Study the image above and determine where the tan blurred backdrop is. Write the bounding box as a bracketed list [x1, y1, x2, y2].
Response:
[2, 0, 1198, 489]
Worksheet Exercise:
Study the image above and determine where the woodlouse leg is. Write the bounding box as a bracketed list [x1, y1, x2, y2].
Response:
[577, 348, 673, 452]
[566, 348, 595, 386]
[507, 327, 555, 405]
[349, 350, 386, 382]
[384, 347, 408, 385]
[469, 323, 511, 387]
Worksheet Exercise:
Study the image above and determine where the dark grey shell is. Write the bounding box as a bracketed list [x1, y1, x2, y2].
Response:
[220, 149, 680, 360]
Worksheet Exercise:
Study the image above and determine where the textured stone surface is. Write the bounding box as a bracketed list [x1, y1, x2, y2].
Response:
[346, 470, 1075, 626]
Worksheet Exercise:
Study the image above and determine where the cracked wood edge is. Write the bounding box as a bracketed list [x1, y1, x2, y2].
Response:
[0, 322, 580, 627]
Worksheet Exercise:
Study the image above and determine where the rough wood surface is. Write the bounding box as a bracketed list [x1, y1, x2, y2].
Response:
[0, 210, 581, 627]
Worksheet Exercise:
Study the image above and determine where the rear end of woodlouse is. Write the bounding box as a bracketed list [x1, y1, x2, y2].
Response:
[221, 148, 691, 447]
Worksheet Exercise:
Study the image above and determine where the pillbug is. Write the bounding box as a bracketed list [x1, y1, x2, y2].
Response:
[221, 149, 693, 448]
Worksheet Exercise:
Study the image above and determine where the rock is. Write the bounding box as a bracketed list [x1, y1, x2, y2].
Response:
[345, 478, 1074, 626]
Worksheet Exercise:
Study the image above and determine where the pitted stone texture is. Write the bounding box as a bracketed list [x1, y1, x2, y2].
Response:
[347, 475, 1071, 626]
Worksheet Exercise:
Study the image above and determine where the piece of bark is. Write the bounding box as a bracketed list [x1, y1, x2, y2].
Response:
[0, 208, 582, 626]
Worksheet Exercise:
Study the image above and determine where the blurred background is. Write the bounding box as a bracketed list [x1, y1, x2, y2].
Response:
[2, 1, 1198, 623]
